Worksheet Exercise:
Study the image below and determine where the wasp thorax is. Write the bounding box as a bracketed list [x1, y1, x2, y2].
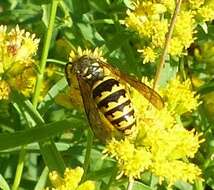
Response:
[76, 56, 104, 82]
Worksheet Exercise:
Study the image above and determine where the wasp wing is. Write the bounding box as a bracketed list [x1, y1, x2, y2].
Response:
[77, 75, 119, 142]
[101, 61, 164, 109]
[65, 63, 119, 142]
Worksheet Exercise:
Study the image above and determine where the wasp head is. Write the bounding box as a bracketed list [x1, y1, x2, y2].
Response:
[73, 56, 104, 82]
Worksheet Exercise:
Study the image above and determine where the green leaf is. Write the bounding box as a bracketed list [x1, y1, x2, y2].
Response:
[1, 142, 71, 153]
[70, 0, 90, 15]
[0, 174, 10, 190]
[132, 181, 153, 190]
[0, 119, 82, 151]
[105, 31, 131, 52]
[0, 4, 42, 24]
[34, 167, 49, 190]
[198, 81, 214, 94]
[38, 77, 68, 115]
[11, 91, 66, 174]
[158, 58, 178, 87]
[199, 23, 208, 34]
[77, 21, 105, 46]
[11, 90, 44, 125]
[174, 181, 193, 190]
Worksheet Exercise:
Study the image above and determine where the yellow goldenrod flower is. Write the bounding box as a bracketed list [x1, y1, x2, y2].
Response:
[173, 11, 195, 49]
[160, 0, 175, 12]
[0, 25, 39, 97]
[5, 25, 39, 74]
[46, 167, 95, 190]
[188, 0, 204, 9]
[152, 160, 202, 186]
[76, 181, 95, 190]
[69, 47, 106, 63]
[197, 5, 214, 22]
[8, 68, 36, 97]
[0, 80, 11, 100]
[133, 1, 166, 18]
[138, 47, 157, 63]
[125, 10, 168, 47]
[0, 25, 7, 43]
[162, 77, 200, 115]
[103, 138, 152, 180]
[15, 32, 39, 61]
[150, 19, 168, 48]
[103, 76, 203, 186]
[168, 37, 184, 56]
[143, 124, 203, 160]
[125, 0, 212, 61]
[45, 65, 59, 78]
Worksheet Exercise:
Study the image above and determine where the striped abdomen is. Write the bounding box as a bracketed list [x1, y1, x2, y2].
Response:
[92, 76, 136, 134]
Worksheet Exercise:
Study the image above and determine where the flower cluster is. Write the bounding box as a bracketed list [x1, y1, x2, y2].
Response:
[45, 167, 95, 190]
[0, 25, 39, 99]
[69, 47, 106, 63]
[162, 77, 200, 115]
[104, 77, 203, 187]
[125, 0, 214, 63]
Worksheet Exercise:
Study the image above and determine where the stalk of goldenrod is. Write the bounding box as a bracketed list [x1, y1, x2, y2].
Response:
[32, 0, 59, 107]
[12, 146, 25, 190]
[81, 129, 94, 182]
[153, 0, 183, 89]
[104, 164, 118, 190]
[127, 180, 134, 190]
[12, 1, 59, 189]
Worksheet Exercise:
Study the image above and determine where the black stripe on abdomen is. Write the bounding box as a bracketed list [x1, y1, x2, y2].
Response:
[92, 78, 119, 99]
[117, 120, 136, 132]
[97, 89, 126, 108]
[111, 109, 135, 126]
[104, 99, 131, 116]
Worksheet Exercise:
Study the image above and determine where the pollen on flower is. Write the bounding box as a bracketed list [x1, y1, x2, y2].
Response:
[0, 80, 11, 100]
[8, 68, 36, 97]
[162, 77, 200, 114]
[46, 167, 95, 190]
[188, 0, 204, 9]
[152, 160, 203, 186]
[197, 5, 214, 22]
[49, 171, 64, 188]
[138, 47, 157, 63]
[69, 47, 106, 63]
[143, 124, 203, 161]
[172, 11, 195, 49]
[125, 0, 207, 61]
[104, 138, 152, 180]
[103, 75, 203, 186]
[0, 25, 7, 42]
[15, 31, 40, 60]
[5, 25, 40, 61]
[168, 37, 184, 56]
[161, 0, 175, 12]
[0, 25, 39, 97]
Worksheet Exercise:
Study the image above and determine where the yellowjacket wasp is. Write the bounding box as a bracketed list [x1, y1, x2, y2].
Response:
[65, 53, 164, 142]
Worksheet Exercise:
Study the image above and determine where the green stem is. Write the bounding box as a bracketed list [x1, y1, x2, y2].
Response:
[105, 164, 118, 190]
[35, 167, 49, 190]
[32, 0, 59, 107]
[194, 180, 204, 190]
[32, 0, 65, 175]
[46, 59, 67, 66]
[81, 128, 94, 182]
[12, 146, 25, 190]
[127, 180, 134, 190]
